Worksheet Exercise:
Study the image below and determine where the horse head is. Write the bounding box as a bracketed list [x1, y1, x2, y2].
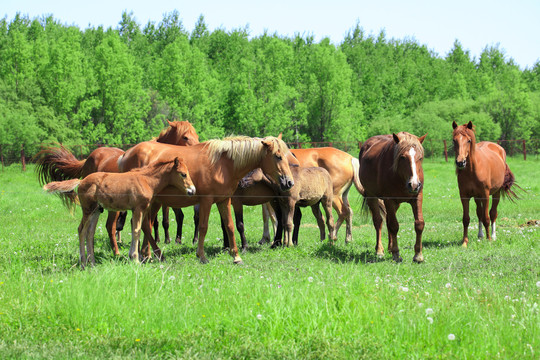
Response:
[392, 132, 426, 194]
[260, 136, 295, 191]
[171, 157, 196, 196]
[452, 121, 475, 170]
[156, 120, 200, 146]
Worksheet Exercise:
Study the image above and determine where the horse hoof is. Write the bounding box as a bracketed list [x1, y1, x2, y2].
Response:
[175, 236, 182, 245]
[233, 257, 244, 265]
[393, 254, 403, 263]
[376, 252, 385, 259]
[461, 242, 468, 248]
[199, 257, 209, 264]
[164, 237, 171, 244]
[413, 254, 424, 263]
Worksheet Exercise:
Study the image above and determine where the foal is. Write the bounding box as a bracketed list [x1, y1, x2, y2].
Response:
[452, 121, 519, 246]
[44, 158, 195, 268]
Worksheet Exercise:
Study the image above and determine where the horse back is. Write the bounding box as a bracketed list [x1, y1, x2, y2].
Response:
[291, 147, 354, 194]
[291, 167, 333, 206]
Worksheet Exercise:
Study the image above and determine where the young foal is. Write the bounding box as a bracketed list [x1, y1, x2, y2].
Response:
[359, 132, 427, 262]
[452, 121, 519, 247]
[44, 158, 195, 268]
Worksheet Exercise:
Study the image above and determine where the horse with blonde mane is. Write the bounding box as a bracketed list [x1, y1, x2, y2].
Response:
[359, 132, 427, 263]
[43, 157, 195, 268]
[118, 135, 295, 264]
[452, 121, 520, 247]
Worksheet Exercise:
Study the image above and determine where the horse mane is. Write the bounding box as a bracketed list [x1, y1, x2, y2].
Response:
[204, 136, 287, 170]
[392, 132, 425, 172]
[129, 158, 176, 175]
[154, 121, 199, 144]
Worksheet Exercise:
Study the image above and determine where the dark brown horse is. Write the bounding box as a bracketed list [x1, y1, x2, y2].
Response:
[117, 136, 296, 264]
[34, 120, 199, 253]
[359, 132, 427, 263]
[452, 121, 519, 246]
[43, 158, 195, 268]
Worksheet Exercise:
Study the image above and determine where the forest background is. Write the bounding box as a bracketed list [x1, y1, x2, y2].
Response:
[1, 11, 539, 158]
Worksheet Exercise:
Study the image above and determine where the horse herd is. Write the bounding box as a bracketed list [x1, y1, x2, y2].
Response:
[35, 120, 519, 269]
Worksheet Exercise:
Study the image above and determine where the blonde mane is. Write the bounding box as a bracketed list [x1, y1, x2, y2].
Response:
[204, 136, 287, 169]
[392, 132, 425, 172]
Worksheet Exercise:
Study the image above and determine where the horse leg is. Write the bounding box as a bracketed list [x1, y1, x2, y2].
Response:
[322, 196, 336, 244]
[196, 200, 212, 264]
[105, 211, 120, 256]
[78, 214, 89, 269]
[460, 196, 471, 247]
[260, 203, 274, 244]
[85, 210, 101, 267]
[332, 197, 346, 242]
[115, 211, 127, 244]
[270, 202, 284, 248]
[172, 208, 184, 244]
[161, 206, 170, 244]
[217, 199, 243, 264]
[310, 204, 326, 242]
[129, 210, 142, 262]
[192, 204, 200, 245]
[283, 201, 295, 247]
[477, 192, 491, 241]
[410, 196, 425, 263]
[385, 200, 402, 263]
[490, 192, 501, 240]
[293, 207, 302, 245]
[220, 217, 229, 250]
[367, 198, 384, 257]
[141, 203, 160, 260]
[233, 202, 248, 252]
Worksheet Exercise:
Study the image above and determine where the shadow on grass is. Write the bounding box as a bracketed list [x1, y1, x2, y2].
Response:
[313, 243, 388, 264]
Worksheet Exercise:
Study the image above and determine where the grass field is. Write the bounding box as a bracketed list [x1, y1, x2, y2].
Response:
[0, 158, 538, 359]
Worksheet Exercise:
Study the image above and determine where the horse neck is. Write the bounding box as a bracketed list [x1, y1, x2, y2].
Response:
[138, 164, 176, 193]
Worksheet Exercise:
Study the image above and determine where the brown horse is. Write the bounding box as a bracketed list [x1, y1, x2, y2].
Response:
[43, 158, 196, 268]
[34, 120, 199, 253]
[452, 121, 519, 246]
[118, 136, 296, 264]
[359, 132, 427, 263]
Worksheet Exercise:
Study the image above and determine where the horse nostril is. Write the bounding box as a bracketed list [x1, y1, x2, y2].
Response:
[288, 180, 294, 188]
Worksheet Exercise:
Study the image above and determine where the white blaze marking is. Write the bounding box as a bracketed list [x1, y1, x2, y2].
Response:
[408, 147, 419, 186]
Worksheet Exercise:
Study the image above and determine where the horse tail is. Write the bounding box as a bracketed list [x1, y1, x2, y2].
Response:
[43, 179, 81, 213]
[34, 145, 86, 186]
[353, 157, 387, 218]
[501, 163, 522, 202]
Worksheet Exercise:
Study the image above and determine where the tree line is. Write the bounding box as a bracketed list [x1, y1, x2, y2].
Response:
[1, 11, 539, 158]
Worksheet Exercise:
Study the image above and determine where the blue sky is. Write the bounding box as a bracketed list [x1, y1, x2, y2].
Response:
[3, 0, 539, 69]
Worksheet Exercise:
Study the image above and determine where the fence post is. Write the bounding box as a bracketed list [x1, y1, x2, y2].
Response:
[522, 140, 526, 161]
[21, 143, 26, 172]
[443, 140, 448, 162]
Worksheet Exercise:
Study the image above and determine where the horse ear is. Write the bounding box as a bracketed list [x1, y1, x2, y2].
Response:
[277, 133, 283, 140]
[167, 119, 174, 126]
[261, 139, 274, 151]
[418, 134, 427, 144]
[174, 157, 179, 167]
[467, 121, 473, 129]
[452, 121, 458, 129]
[392, 133, 400, 144]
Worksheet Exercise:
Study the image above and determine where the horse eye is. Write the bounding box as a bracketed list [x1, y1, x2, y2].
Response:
[181, 173, 187, 178]
[275, 154, 282, 161]
[183, 136, 189, 141]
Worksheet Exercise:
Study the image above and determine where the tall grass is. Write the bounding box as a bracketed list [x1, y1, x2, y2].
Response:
[0, 158, 538, 359]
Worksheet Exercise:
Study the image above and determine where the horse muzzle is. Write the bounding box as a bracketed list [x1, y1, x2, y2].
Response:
[279, 175, 294, 191]
[407, 181, 422, 194]
[455, 160, 466, 169]
[186, 186, 196, 196]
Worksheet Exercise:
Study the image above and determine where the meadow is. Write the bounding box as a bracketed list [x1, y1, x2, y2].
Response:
[0, 158, 538, 359]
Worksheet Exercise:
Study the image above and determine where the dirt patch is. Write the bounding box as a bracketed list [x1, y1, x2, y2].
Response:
[520, 220, 540, 227]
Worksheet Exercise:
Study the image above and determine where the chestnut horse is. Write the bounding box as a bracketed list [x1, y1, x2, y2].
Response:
[34, 120, 199, 253]
[117, 136, 295, 264]
[452, 121, 519, 247]
[359, 132, 427, 263]
[43, 158, 195, 268]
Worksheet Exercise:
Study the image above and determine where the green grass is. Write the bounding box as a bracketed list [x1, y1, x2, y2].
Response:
[0, 158, 538, 359]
